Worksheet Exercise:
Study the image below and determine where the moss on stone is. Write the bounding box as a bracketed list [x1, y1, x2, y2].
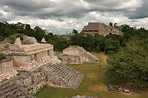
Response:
[0, 52, 6, 60]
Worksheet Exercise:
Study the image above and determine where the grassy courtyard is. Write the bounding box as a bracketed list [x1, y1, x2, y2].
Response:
[35, 52, 148, 98]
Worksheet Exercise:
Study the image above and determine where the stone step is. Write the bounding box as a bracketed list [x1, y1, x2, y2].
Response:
[0, 79, 34, 98]
[47, 63, 84, 89]
[67, 72, 76, 81]
[71, 74, 84, 89]
[68, 73, 78, 84]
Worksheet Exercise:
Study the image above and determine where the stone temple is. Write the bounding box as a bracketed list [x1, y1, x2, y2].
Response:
[81, 22, 123, 36]
[0, 36, 84, 98]
[60, 46, 99, 64]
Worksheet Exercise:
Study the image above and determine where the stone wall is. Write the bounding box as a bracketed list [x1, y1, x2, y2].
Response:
[11, 49, 58, 71]
[20, 44, 53, 55]
[61, 46, 99, 64]
[15, 68, 46, 95]
[0, 58, 17, 82]
[63, 46, 85, 56]
[13, 55, 31, 67]
[36, 51, 48, 62]
[98, 23, 105, 36]
[19, 67, 47, 94]
[62, 55, 83, 64]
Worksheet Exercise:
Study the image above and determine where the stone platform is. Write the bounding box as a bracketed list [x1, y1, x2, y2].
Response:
[46, 63, 84, 89]
[0, 79, 34, 98]
[0, 36, 84, 98]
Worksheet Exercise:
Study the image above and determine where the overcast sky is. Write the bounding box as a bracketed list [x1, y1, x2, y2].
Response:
[0, 0, 148, 34]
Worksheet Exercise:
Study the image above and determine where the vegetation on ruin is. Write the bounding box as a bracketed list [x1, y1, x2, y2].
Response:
[0, 22, 48, 42]
[0, 52, 6, 60]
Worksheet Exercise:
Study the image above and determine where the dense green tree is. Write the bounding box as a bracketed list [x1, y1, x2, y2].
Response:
[109, 22, 113, 27]
[53, 38, 71, 51]
[114, 23, 117, 28]
[104, 39, 120, 54]
[72, 29, 78, 34]
[106, 39, 148, 88]
[25, 24, 31, 31]
[1, 21, 148, 55]
[70, 33, 122, 53]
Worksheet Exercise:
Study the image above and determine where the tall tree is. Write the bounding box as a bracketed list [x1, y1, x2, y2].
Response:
[106, 39, 148, 88]
[114, 23, 117, 28]
[72, 29, 78, 34]
[109, 22, 113, 27]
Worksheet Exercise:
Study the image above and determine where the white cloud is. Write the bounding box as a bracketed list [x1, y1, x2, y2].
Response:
[115, 0, 142, 10]
[0, 0, 148, 34]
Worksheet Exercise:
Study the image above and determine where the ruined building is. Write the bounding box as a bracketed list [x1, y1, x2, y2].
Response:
[60, 46, 99, 64]
[0, 36, 84, 98]
[81, 22, 123, 36]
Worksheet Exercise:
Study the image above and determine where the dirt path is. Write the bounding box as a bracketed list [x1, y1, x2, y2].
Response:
[99, 52, 108, 66]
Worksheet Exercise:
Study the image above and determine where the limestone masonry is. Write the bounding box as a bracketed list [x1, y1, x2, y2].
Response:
[60, 46, 99, 64]
[0, 36, 84, 98]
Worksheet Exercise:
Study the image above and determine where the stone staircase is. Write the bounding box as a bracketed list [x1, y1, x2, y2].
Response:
[84, 52, 99, 63]
[0, 79, 34, 98]
[46, 63, 84, 89]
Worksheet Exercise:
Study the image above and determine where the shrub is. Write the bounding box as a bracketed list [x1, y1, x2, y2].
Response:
[0, 53, 6, 60]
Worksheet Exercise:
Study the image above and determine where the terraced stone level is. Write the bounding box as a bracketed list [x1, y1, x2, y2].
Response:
[0, 79, 34, 98]
[47, 63, 84, 89]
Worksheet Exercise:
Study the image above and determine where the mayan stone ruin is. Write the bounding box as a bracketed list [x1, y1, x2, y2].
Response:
[60, 46, 99, 64]
[81, 22, 123, 36]
[0, 36, 84, 98]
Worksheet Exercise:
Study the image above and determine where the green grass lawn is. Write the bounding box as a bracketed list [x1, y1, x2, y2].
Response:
[35, 52, 148, 98]
[54, 51, 62, 56]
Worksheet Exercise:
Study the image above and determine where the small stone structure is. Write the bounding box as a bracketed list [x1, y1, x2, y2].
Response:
[0, 36, 84, 98]
[22, 36, 38, 44]
[41, 38, 47, 43]
[107, 84, 130, 93]
[81, 22, 123, 36]
[14, 37, 22, 46]
[60, 46, 99, 64]
[72, 95, 94, 98]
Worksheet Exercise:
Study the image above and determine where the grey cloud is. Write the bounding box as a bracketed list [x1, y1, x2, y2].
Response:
[0, 15, 13, 22]
[84, 0, 138, 10]
[0, 0, 142, 19]
[128, 0, 148, 19]
[0, 0, 83, 18]
[0, 12, 2, 16]
[1, 0, 56, 9]
[84, 0, 120, 7]
[0, 0, 58, 18]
